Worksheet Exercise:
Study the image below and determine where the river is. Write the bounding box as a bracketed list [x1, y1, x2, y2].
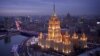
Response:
[0, 34, 27, 56]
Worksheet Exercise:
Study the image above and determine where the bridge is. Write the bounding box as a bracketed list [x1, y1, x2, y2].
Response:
[7, 29, 39, 37]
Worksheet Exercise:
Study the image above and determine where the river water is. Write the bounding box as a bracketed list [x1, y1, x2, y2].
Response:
[0, 34, 27, 56]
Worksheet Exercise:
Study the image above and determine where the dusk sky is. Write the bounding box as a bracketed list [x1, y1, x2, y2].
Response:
[0, 0, 100, 16]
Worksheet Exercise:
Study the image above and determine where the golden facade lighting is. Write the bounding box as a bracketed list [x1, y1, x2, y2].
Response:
[37, 4, 88, 55]
[72, 32, 78, 39]
[80, 33, 87, 48]
[80, 33, 87, 41]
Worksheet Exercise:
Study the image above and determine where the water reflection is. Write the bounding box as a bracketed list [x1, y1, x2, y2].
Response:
[3, 32, 12, 44]
[4, 36, 11, 44]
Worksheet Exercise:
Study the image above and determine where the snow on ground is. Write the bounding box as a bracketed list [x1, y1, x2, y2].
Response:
[26, 36, 38, 46]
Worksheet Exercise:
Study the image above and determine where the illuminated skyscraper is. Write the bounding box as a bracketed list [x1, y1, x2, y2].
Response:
[38, 4, 72, 54]
[48, 4, 62, 42]
[38, 4, 87, 55]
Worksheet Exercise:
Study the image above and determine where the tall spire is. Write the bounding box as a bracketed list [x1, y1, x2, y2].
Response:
[52, 3, 56, 16]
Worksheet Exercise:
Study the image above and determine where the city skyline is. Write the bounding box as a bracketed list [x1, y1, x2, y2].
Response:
[0, 1, 100, 56]
[0, 0, 100, 16]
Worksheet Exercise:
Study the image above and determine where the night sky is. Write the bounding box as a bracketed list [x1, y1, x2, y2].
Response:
[0, 0, 100, 16]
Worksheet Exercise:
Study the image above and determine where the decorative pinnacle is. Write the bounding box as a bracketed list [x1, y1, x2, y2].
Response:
[52, 3, 56, 16]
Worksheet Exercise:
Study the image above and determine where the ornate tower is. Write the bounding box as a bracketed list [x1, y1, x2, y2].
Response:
[47, 4, 62, 43]
[38, 32, 45, 48]
[38, 32, 43, 40]
[72, 32, 79, 48]
[38, 32, 43, 46]
[80, 33, 87, 48]
[62, 32, 72, 54]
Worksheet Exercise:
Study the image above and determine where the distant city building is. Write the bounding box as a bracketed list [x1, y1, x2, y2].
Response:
[3, 17, 15, 29]
[20, 16, 31, 25]
[28, 16, 33, 23]
[62, 13, 72, 28]
[15, 18, 22, 30]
